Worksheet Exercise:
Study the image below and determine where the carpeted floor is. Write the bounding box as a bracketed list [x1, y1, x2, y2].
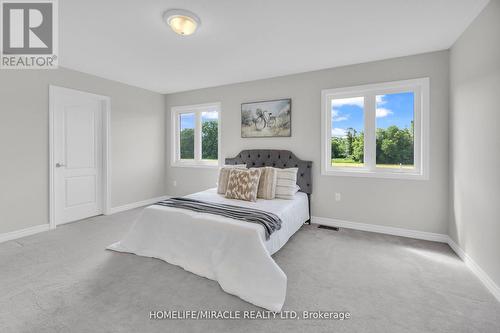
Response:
[0, 208, 499, 333]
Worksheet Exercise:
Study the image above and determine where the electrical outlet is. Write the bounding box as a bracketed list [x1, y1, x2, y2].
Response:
[335, 192, 341, 201]
[173, 180, 177, 187]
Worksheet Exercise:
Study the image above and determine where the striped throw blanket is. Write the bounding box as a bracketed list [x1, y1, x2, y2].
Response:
[154, 197, 282, 240]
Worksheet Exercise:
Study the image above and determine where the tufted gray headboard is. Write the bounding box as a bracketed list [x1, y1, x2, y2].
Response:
[225, 150, 312, 194]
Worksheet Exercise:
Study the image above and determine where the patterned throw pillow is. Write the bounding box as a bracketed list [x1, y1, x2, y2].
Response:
[217, 164, 247, 194]
[275, 168, 299, 199]
[257, 167, 277, 199]
[225, 168, 262, 202]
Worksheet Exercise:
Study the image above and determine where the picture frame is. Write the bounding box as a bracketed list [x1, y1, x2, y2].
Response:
[241, 98, 292, 138]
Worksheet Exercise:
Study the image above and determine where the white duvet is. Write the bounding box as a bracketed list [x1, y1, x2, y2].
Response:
[107, 188, 309, 312]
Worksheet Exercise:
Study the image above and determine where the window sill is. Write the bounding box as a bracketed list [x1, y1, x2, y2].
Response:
[171, 161, 219, 169]
[321, 168, 428, 180]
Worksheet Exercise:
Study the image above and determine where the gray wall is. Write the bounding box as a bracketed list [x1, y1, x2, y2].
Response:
[449, 1, 500, 288]
[0, 67, 166, 234]
[165, 51, 450, 234]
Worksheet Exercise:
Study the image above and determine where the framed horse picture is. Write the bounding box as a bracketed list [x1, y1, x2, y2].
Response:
[241, 98, 291, 138]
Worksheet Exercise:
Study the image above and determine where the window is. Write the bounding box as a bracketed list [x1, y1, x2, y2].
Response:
[321, 78, 429, 179]
[179, 113, 195, 159]
[171, 103, 221, 167]
[376, 92, 414, 169]
[331, 97, 365, 168]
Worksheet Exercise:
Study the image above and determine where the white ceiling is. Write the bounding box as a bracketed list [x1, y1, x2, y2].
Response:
[59, 0, 489, 93]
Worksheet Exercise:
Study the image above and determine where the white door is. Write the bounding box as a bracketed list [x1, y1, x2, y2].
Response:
[51, 87, 105, 225]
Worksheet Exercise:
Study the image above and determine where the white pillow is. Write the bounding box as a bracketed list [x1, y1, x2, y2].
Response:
[274, 168, 299, 199]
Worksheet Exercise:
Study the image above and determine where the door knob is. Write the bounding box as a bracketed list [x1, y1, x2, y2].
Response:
[55, 162, 65, 168]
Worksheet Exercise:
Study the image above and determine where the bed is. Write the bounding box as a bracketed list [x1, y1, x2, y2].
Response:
[108, 150, 312, 312]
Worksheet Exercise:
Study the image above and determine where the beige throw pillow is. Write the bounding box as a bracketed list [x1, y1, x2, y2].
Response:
[225, 168, 262, 202]
[257, 167, 277, 199]
[217, 164, 247, 194]
[275, 168, 299, 199]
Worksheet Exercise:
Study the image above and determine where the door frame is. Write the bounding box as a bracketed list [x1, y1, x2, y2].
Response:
[48, 85, 112, 230]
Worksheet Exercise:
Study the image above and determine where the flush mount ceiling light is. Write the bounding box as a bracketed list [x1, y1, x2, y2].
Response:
[163, 9, 201, 36]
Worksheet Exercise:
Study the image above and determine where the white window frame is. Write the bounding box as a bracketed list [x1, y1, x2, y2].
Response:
[171, 102, 221, 168]
[321, 78, 429, 180]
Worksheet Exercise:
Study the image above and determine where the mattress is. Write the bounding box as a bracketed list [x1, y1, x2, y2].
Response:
[184, 188, 309, 254]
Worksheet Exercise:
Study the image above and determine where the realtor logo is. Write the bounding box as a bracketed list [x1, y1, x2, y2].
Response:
[1, 0, 58, 69]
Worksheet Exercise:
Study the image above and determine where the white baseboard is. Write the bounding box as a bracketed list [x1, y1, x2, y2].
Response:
[0, 196, 169, 244]
[447, 237, 500, 302]
[107, 195, 170, 215]
[312, 216, 449, 243]
[0, 224, 50, 244]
